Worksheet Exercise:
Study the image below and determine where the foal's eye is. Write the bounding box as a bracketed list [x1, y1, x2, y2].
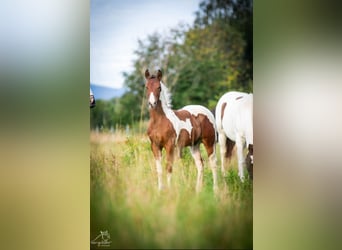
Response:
[158, 86, 161, 91]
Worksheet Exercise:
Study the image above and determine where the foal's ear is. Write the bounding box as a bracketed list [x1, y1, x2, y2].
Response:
[145, 69, 150, 79]
[157, 69, 162, 81]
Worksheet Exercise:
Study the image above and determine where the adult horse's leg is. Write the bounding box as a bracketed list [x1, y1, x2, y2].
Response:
[151, 143, 163, 190]
[165, 143, 175, 188]
[218, 132, 227, 176]
[236, 136, 246, 182]
[190, 144, 204, 193]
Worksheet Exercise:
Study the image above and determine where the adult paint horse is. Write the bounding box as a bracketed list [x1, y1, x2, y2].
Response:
[215, 91, 253, 181]
[145, 69, 218, 192]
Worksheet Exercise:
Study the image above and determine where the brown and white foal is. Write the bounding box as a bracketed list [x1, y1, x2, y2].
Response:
[145, 69, 218, 192]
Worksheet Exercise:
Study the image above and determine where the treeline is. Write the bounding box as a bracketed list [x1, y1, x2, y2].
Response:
[90, 0, 252, 131]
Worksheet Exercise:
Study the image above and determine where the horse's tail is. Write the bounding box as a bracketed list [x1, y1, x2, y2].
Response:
[215, 101, 224, 132]
[210, 106, 219, 142]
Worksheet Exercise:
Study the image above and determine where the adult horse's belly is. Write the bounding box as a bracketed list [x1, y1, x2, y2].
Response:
[222, 114, 238, 141]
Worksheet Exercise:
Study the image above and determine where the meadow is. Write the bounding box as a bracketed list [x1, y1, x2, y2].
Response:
[90, 130, 252, 249]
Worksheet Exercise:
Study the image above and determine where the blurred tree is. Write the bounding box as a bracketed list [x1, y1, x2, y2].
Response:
[91, 0, 253, 129]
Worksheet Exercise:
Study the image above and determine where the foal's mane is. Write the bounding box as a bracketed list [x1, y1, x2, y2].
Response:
[160, 82, 172, 109]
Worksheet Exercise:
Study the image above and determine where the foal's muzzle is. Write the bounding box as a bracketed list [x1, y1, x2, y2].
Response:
[149, 101, 157, 109]
[148, 93, 157, 109]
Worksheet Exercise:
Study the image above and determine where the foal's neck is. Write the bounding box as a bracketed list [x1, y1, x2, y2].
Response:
[149, 101, 173, 122]
[149, 103, 165, 120]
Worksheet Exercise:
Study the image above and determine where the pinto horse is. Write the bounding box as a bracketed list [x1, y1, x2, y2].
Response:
[145, 69, 218, 192]
[215, 91, 253, 181]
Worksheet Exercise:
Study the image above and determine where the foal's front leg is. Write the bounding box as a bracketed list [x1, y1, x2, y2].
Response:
[165, 143, 175, 188]
[151, 143, 163, 190]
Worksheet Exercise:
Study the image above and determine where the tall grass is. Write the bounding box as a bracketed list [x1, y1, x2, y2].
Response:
[91, 131, 252, 249]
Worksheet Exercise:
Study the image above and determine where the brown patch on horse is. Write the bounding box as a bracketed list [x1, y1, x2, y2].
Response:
[175, 109, 191, 121]
[221, 102, 227, 122]
[236, 96, 243, 100]
[197, 113, 216, 156]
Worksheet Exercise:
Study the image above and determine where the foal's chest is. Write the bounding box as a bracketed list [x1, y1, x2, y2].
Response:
[147, 119, 175, 146]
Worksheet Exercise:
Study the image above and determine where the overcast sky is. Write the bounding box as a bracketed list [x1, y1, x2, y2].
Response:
[90, 0, 201, 89]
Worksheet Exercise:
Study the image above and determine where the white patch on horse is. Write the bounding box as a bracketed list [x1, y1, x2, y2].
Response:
[179, 118, 192, 139]
[159, 82, 193, 142]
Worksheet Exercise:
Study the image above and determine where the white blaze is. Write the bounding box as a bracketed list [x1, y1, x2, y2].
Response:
[149, 92, 156, 106]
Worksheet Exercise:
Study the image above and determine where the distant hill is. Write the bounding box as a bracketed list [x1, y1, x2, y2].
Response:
[90, 83, 126, 100]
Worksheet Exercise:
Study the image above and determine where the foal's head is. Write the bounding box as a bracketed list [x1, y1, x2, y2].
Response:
[145, 69, 163, 109]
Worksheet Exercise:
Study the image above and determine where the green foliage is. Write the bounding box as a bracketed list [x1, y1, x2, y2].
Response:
[91, 0, 252, 128]
[90, 98, 124, 130]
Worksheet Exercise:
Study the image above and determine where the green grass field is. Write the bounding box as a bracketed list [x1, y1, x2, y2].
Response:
[90, 131, 252, 249]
